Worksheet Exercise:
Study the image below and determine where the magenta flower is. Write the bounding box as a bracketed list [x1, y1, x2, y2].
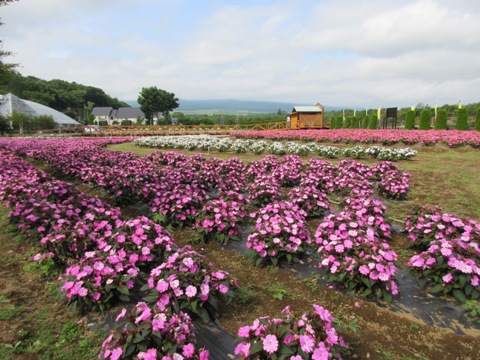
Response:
[234, 342, 251, 357]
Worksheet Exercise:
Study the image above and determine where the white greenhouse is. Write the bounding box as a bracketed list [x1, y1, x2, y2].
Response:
[0, 93, 80, 127]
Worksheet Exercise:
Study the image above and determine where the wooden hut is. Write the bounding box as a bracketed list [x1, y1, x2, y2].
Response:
[287, 103, 325, 129]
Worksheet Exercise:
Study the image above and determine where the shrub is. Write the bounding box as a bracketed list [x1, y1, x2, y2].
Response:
[343, 116, 351, 128]
[368, 115, 377, 129]
[329, 116, 336, 129]
[335, 117, 343, 129]
[350, 116, 359, 129]
[456, 108, 468, 130]
[361, 115, 369, 128]
[419, 109, 431, 130]
[120, 120, 132, 126]
[435, 109, 448, 130]
[404, 110, 416, 130]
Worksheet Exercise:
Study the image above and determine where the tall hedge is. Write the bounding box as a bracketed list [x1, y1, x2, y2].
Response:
[329, 117, 336, 129]
[404, 110, 416, 130]
[434, 109, 448, 130]
[350, 116, 359, 129]
[455, 108, 468, 130]
[361, 115, 369, 128]
[419, 109, 431, 130]
[343, 117, 351, 128]
[475, 109, 480, 131]
[336, 117, 344, 129]
[368, 115, 378, 129]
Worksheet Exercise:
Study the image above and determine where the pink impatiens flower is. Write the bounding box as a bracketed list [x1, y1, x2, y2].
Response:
[263, 334, 279, 354]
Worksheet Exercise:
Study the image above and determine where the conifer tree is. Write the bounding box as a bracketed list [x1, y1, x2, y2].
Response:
[405, 110, 416, 130]
[419, 109, 431, 130]
[455, 108, 468, 130]
[434, 109, 448, 130]
[361, 115, 369, 128]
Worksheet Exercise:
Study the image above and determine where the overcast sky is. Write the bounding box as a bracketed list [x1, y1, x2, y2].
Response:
[2, 0, 480, 108]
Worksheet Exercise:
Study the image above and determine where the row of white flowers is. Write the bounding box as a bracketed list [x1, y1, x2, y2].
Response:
[133, 135, 417, 161]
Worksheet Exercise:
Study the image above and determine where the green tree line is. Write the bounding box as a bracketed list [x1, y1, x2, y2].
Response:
[0, 73, 129, 120]
[324, 102, 480, 126]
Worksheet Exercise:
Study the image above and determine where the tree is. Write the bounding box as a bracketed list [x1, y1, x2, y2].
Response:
[455, 108, 468, 130]
[361, 115, 369, 129]
[434, 109, 448, 130]
[404, 110, 416, 130]
[368, 115, 377, 129]
[350, 116, 359, 129]
[419, 109, 431, 130]
[137, 86, 179, 125]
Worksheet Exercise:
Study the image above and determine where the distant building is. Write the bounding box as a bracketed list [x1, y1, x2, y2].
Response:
[0, 93, 80, 127]
[91, 106, 164, 125]
[287, 103, 325, 129]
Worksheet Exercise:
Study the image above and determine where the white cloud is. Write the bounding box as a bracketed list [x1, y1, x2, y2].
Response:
[2, 0, 480, 107]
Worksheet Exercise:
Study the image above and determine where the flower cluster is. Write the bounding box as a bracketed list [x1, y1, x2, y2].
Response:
[152, 184, 208, 228]
[99, 303, 210, 360]
[247, 201, 312, 266]
[315, 207, 398, 302]
[193, 196, 247, 244]
[234, 305, 346, 359]
[406, 206, 480, 301]
[142, 246, 237, 321]
[377, 170, 411, 200]
[288, 185, 332, 218]
[246, 175, 283, 207]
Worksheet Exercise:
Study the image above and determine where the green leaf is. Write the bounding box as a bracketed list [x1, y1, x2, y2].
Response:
[249, 341, 263, 355]
[382, 290, 393, 304]
[118, 294, 130, 303]
[142, 294, 158, 303]
[430, 284, 445, 293]
[139, 283, 151, 292]
[117, 286, 129, 295]
[453, 289, 467, 302]
[458, 275, 467, 288]
[361, 277, 372, 289]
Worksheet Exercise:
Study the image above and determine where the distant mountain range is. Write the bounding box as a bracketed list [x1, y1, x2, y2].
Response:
[126, 99, 342, 114]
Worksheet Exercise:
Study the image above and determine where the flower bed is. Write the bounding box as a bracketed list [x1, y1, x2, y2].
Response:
[231, 129, 480, 148]
[134, 135, 418, 161]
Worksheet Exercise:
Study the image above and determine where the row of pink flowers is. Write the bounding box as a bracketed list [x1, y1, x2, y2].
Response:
[231, 129, 480, 148]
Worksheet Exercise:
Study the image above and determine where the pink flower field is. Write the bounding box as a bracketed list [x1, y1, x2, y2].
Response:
[0, 136, 478, 359]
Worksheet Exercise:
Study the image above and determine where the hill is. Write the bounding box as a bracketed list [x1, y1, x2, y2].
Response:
[127, 99, 341, 115]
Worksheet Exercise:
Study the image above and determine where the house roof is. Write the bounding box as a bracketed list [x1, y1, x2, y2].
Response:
[292, 106, 322, 113]
[91, 107, 113, 116]
[114, 107, 145, 119]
